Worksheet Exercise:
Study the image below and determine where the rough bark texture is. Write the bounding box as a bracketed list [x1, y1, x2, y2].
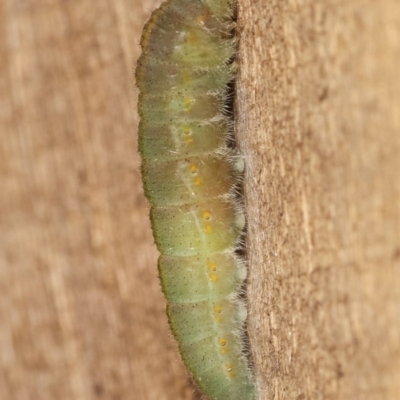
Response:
[0, 1, 399, 400]
[237, 1, 400, 399]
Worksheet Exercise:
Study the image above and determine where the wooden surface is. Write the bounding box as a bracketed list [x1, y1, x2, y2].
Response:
[0, 1, 399, 400]
[237, 1, 400, 399]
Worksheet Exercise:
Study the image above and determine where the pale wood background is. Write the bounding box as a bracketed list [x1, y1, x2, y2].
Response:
[1, 1, 399, 400]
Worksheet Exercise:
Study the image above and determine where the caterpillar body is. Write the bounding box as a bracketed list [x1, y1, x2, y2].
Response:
[136, 0, 256, 399]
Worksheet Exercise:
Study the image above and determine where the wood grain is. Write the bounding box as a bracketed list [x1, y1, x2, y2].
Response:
[0, 0, 399, 400]
[237, 1, 400, 399]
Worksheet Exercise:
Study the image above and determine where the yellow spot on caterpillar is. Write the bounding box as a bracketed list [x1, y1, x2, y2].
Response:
[214, 304, 222, 322]
[219, 338, 228, 353]
[202, 211, 211, 220]
[194, 178, 203, 186]
[208, 262, 217, 271]
[181, 125, 193, 144]
[225, 364, 236, 378]
[184, 97, 194, 111]
[202, 212, 212, 233]
[182, 124, 191, 134]
[190, 164, 198, 174]
[208, 261, 218, 281]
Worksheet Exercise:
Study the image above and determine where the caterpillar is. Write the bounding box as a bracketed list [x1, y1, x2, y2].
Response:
[135, 0, 256, 399]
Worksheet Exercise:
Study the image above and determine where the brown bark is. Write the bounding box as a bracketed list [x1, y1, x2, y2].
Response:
[0, 1, 399, 400]
[237, 1, 400, 399]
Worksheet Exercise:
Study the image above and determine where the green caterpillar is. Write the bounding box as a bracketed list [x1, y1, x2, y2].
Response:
[136, 0, 256, 399]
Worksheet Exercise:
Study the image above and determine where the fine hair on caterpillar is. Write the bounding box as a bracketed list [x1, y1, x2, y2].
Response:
[136, 0, 257, 398]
